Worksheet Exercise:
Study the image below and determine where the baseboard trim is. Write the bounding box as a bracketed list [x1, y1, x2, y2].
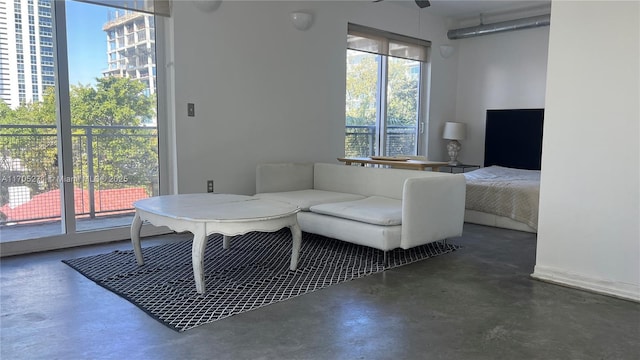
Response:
[531, 265, 640, 303]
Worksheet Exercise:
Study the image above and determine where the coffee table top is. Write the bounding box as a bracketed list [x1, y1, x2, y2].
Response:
[134, 193, 299, 222]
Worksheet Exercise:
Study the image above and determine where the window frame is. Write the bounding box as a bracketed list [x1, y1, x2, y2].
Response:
[346, 24, 431, 158]
[0, 0, 171, 256]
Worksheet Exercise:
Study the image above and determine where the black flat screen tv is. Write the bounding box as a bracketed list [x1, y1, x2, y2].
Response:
[484, 109, 544, 170]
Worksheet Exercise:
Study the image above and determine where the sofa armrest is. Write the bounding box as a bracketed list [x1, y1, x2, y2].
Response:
[256, 162, 314, 194]
[401, 174, 466, 248]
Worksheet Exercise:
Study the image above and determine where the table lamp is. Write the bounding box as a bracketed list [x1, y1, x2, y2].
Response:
[443, 122, 466, 166]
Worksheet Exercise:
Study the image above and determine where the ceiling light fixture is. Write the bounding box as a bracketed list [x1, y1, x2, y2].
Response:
[290, 11, 313, 31]
[439, 45, 455, 58]
[373, 0, 430, 9]
[192, 0, 222, 12]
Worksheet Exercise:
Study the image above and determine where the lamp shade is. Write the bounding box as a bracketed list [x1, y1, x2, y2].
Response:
[443, 122, 466, 140]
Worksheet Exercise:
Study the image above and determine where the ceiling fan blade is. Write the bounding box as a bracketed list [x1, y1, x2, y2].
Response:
[373, 0, 430, 8]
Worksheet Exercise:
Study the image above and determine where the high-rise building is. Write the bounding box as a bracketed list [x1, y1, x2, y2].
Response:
[102, 9, 156, 97]
[0, 0, 55, 109]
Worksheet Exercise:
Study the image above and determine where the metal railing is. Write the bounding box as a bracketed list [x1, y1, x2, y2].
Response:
[1, 123, 414, 224]
[345, 124, 417, 157]
[0, 124, 158, 225]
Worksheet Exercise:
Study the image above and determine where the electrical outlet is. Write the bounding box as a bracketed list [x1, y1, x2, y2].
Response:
[187, 103, 195, 117]
[207, 180, 214, 193]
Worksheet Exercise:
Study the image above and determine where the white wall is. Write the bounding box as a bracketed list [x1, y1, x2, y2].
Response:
[169, 1, 455, 195]
[532, 1, 639, 301]
[449, 26, 549, 165]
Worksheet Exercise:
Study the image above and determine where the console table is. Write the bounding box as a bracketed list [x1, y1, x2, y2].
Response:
[440, 164, 481, 173]
[337, 157, 448, 171]
[131, 193, 301, 294]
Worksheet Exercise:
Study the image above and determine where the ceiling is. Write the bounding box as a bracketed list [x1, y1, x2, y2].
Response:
[391, 0, 551, 19]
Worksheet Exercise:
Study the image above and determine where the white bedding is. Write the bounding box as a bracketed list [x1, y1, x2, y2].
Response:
[463, 166, 540, 230]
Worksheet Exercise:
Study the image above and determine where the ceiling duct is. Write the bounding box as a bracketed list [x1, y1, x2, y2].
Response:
[447, 14, 550, 40]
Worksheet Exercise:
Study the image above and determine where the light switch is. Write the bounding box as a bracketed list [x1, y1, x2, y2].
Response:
[187, 103, 195, 117]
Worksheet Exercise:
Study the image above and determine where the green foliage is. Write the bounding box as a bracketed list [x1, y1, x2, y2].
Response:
[1, 94, 59, 204]
[71, 77, 153, 126]
[345, 50, 420, 157]
[0, 101, 14, 124]
[387, 57, 419, 126]
[346, 52, 378, 126]
[0, 77, 158, 209]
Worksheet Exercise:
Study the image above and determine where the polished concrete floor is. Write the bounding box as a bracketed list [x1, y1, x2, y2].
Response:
[1, 223, 638, 360]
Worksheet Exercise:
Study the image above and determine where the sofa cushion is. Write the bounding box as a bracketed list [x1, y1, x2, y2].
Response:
[309, 196, 402, 226]
[255, 190, 366, 211]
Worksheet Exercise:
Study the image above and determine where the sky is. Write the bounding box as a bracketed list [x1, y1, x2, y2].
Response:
[65, 1, 111, 86]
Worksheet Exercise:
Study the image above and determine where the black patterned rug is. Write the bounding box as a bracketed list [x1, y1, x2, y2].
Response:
[63, 230, 459, 332]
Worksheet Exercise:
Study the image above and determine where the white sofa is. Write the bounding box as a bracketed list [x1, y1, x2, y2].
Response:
[255, 162, 466, 258]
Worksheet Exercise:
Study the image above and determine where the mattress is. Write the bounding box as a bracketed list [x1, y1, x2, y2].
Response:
[463, 166, 540, 230]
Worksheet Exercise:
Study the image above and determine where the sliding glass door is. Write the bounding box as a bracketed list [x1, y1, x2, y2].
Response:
[65, 1, 159, 232]
[0, 0, 162, 244]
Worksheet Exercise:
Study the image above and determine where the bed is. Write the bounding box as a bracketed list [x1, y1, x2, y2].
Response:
[463, 109, 544, 233]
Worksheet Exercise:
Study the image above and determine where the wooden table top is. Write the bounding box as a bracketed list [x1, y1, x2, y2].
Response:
[337, 157, 448, 170]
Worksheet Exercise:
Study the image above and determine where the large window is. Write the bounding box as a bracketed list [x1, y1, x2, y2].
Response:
[0, 0, 168, 251]
[345, 24, 430, 157]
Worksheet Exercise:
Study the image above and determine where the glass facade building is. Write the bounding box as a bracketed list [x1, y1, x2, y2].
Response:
[0, 0, 54, 108]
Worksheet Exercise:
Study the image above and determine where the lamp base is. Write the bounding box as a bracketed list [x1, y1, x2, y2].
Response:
[446, 140, 462, 166]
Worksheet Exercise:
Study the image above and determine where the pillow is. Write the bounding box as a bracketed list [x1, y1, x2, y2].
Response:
[309, 196, 402, 226]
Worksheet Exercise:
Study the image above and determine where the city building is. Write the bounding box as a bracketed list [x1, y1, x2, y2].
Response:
[0, 0, 55, 109]
[102, 9, 156, 97]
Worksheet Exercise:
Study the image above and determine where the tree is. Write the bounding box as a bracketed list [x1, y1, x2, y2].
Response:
[0, 76, 158, 210]
[345, 50, 419, 156]
[387, 58, 419, 126]
[69, 77, 158, 192]
[0, 101, 14, 123]
[346, 52, 379, 127]
[71, 76, 153, 127]
[345, 52, 418, 127]
[1, 90, 58, 203]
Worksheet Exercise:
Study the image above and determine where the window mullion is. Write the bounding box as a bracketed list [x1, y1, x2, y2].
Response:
[416, 62, 424, 154]
[52, 0, 76, 234]
[378, 55, 389, 156]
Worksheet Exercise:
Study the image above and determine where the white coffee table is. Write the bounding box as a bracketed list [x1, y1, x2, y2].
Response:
[130, 193, 301, 294]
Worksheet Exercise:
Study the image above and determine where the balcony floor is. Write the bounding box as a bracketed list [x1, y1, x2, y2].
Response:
[0, 214, 134, 243]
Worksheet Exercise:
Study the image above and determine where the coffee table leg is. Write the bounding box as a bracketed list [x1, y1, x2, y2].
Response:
[130, 212, 144, 265]
[191, 224, 208, 294]
[223, 235, 231, 249]
[289, 223, 302, 271]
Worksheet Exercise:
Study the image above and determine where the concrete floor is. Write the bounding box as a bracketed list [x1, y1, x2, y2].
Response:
[1, 223, 638, 360]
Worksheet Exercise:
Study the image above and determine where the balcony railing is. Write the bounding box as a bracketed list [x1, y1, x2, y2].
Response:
[0, 125, 158, 225]
[345, 124, 417, 158]
[1, 124, 413, 225]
